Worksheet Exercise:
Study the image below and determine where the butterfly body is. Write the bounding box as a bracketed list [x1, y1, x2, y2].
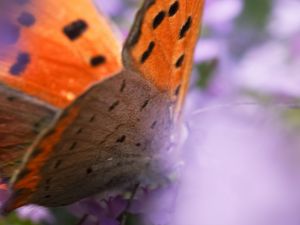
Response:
[0, 0, 205, 212]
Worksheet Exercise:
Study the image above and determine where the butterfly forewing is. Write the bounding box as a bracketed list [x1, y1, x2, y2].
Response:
[123, 0, 204, 103]
[0, 0, 122, 108]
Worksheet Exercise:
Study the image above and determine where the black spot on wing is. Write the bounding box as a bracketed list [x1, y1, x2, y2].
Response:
[44, 194, 51, 199]
[90, 55, 106, 67]
[175, 54, 185, 68]
[175, 84, 181, 96]
[116, 135, 126, 143]
[69, 142, 77, 150]
[169, 1, 179, 17]
[86, 167, 93, 174]
[6, 96, 16, 101]
[151, 121, 157, 129]
[179, 16, 192, 39]
[63, 19, 88, 41]
[120, 80, 126, 93]
[140, 41, 155, 63]
[10, 52, 30, 75]
[109, 100, 120, 112]
[54, 160, 62, 169]
[76, 128, 83, 134]
[141, 99, 150, 111]
[18, 12, 35, 27]
[153, 11, 166, 29]
[89, 115, 96, 122]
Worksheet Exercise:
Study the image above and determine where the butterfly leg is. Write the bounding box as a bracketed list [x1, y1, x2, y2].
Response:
[119, 183, 140, 225]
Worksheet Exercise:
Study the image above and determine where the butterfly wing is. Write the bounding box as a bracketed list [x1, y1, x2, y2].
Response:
[0, 0, 122, 108]
[0, 0, 122, 180]
[3, 0, 204, 212]
[0, 84, 56, 179]
[123, 0, 205, 115]
[3, 71, 173, 211]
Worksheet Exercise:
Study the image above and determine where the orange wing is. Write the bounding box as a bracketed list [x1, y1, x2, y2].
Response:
[123, 0, 204, 108]
[0, 0, 122, 108]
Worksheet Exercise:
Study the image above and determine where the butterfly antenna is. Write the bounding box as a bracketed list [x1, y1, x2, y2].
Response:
[189, 101, 300, 117]
[189, 101, 258, 117]
[184, 101, 300, 133]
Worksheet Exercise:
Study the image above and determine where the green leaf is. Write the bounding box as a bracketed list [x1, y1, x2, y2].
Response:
[122, 213, 152, 225]
[197, 59, 219, 89]
[282, 108, 300, 130]
[50, 208, 78, 225]
[237, 0, 273, 29]
[0, 213, 37, 225]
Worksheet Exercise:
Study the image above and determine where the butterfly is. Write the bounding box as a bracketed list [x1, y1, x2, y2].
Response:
[0, 0, 204, 212]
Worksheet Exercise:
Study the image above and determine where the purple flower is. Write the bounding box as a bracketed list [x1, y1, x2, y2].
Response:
[17, 205, 55, 224]
[269, 0, 300, 38]
[129, 186, 178, 225]
[291, 35, 300, 58]
[204, 0, 243, 32]
[234, 42, 300, 98]
[194, 39, 221, 63]
[69, 196, 128, 225]
[95, 0, 125, 17]
[0, 181, 54, 224]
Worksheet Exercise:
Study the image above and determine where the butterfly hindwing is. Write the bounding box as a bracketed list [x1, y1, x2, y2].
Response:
[0, 83, 57, 179]
[0, 0, 122, 108]
[3, 0, 204, 211]
[3, 70, 173, 211]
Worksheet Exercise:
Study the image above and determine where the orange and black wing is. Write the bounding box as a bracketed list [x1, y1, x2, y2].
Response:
[0, 0, 122, 108]
[123, 0, 204, 112]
